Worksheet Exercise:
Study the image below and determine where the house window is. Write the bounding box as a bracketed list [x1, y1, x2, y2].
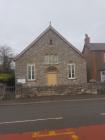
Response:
[27, 64, 35, 80]
[101, 71, 105, 82]
[68, 64, 76, 79]
[104, 53, 105, 63]
[44, 55, 58, 64]
[102, 71, 105, 75]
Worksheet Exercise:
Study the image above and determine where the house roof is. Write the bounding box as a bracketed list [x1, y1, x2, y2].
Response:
[15, 25, 84, 60]
[89, 43, 105, 51]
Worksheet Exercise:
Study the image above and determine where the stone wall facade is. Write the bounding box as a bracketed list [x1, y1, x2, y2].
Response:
[15, 27, 87, 87]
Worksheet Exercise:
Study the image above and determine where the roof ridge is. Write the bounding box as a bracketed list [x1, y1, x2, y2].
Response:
[15, 25, 83, 60]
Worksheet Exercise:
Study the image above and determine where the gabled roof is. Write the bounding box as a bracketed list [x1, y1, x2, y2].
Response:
[15, 25, 83, 60]
[89, 43, 105, 51]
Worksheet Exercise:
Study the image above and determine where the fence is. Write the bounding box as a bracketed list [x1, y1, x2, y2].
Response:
[0, 85, 15, 99]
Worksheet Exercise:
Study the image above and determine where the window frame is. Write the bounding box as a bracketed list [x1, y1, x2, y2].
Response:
[27, 64, 35, 81]
[44, 55, 58, 65]
[67, 63, 76, 79]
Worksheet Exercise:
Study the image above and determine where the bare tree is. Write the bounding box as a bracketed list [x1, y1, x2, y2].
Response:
[0, 45, 14, 72]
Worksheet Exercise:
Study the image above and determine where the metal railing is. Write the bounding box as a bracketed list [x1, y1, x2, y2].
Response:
[0, 85, 15, 99]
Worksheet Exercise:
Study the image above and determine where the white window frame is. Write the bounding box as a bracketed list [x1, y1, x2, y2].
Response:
[54, 55, 58, 64]
[67, 63, 76, 79]
[101, 71, 105, 82]
[45, 55, 49, 64]
[27, 64, 35, 81]
[44, 55, 58, 64]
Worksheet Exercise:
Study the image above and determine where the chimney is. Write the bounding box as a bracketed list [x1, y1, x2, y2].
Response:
[84, 34, 90, 45]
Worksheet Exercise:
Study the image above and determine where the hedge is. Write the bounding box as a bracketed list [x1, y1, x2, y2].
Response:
[0, 72, 15, 86]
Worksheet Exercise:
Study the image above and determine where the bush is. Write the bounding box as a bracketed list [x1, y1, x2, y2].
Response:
[0, 73, 11, 81]
[0, 72, 15, 86]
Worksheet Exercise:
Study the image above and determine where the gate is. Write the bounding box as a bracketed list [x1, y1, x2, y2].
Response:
[0, 85, 15, 99]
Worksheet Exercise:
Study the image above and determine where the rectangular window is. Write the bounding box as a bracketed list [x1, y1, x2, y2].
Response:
[68, 64, 76, 79]
[44, 55, 58, 64]
[49, 55, 53, 64]
[104, 53, 105, 63]
[101, 71, 105, 82]
[27, 64, 35, 80]
[54, 55, 58, 64]
[45, 55, 49, 64]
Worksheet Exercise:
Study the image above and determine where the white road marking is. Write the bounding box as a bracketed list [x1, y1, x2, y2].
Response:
[100, 113, 105, 116]
[0, 117, 63, 125]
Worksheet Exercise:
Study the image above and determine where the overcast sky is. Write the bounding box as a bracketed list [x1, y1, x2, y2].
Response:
[0, 0, 105, 54]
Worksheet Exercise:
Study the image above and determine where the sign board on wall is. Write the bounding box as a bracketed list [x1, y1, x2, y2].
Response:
[17, 79, 26, 84]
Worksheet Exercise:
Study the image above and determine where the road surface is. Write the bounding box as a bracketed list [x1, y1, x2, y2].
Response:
[0, 97, 105, 133]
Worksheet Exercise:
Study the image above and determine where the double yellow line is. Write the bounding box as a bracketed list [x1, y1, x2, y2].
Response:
[32, 130, 79, 140]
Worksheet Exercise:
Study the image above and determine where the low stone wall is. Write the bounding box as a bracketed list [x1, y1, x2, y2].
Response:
[16, 82, 105, 98]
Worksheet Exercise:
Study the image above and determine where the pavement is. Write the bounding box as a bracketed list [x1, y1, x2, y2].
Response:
[0, 124, 105, 140]
[0, 94, 105, 105]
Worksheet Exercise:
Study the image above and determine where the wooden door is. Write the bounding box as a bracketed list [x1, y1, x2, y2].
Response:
[47, 73, 57, 86]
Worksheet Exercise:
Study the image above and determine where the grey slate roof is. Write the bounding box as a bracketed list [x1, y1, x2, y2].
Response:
[89, 43, 105, 51]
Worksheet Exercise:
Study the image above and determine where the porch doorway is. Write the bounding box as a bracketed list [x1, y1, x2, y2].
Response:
[47, 72, 57, 86]
[46, 66, 58, 86]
